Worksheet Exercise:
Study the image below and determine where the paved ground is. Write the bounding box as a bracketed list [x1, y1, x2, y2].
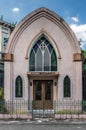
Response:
[0, 119, 86, 130]
[0, 123, 86, 130]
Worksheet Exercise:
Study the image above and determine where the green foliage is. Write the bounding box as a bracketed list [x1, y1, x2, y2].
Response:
[81, 50, 86, 70]
[81, 50, 86, 58]
[14, 110, 27, 114]
[56, 109, 81, 114]
[0, 100, 8, 114]
[0, 87, 4, 99]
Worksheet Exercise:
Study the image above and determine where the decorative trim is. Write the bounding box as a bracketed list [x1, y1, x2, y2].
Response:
[2, 53, 13, 61]
[27, 72, 59, 77]
[73, 53, 82, 61]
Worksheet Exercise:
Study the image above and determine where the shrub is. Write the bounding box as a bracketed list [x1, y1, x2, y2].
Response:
[0, 87, 4, 99]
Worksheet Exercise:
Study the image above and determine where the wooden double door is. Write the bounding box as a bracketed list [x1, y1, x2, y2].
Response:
[33, 80, 53, 109]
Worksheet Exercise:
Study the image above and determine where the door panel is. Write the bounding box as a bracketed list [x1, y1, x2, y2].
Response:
[44, 81, 53, 109]
[33, 81, 43, 109]
[33, 80, 53, 109]
[35, 81, 41, 100]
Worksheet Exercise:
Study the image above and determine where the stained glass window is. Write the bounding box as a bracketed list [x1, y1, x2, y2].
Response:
[36, 48, 42, 71]
[44, 48, 50, 71]
[29, 36, 57, 71]
[15, 76, 23, 98]
[64, 76, 71, 97]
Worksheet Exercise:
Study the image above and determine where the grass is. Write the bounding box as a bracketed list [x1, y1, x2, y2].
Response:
[56, 109, 81, 114]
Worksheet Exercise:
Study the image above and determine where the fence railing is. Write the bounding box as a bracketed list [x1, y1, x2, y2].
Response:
[0, 100, 86, 118]
[0, 100, 32, 114]
[54, 100, 86, 114]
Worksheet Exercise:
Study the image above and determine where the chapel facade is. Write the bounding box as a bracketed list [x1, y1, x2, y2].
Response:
[3, 7, 82, 111]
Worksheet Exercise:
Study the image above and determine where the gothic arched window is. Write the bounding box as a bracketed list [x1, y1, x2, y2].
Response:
[15, 76, 23, 98]
[29, 36, 57, 71]
[63, 76, 71, 97]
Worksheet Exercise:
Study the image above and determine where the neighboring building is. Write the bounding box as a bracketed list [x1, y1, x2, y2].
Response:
[0, 17, 14, 53]
[0, 17, 15, 88]
[3, 8, 82, 112]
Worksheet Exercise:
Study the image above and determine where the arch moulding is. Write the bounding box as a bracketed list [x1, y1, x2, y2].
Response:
[5, 7, 81, 54]
[25, 30, 61, 59]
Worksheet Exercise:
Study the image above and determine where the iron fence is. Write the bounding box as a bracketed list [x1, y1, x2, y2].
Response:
[54, 100, 86, 114]
[0, 100, 32, 114]
[0, 100, 86, 119]
[53, 100, 86, 119]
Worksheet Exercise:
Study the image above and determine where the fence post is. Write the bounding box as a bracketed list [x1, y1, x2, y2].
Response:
[54, 100, 56, 114]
